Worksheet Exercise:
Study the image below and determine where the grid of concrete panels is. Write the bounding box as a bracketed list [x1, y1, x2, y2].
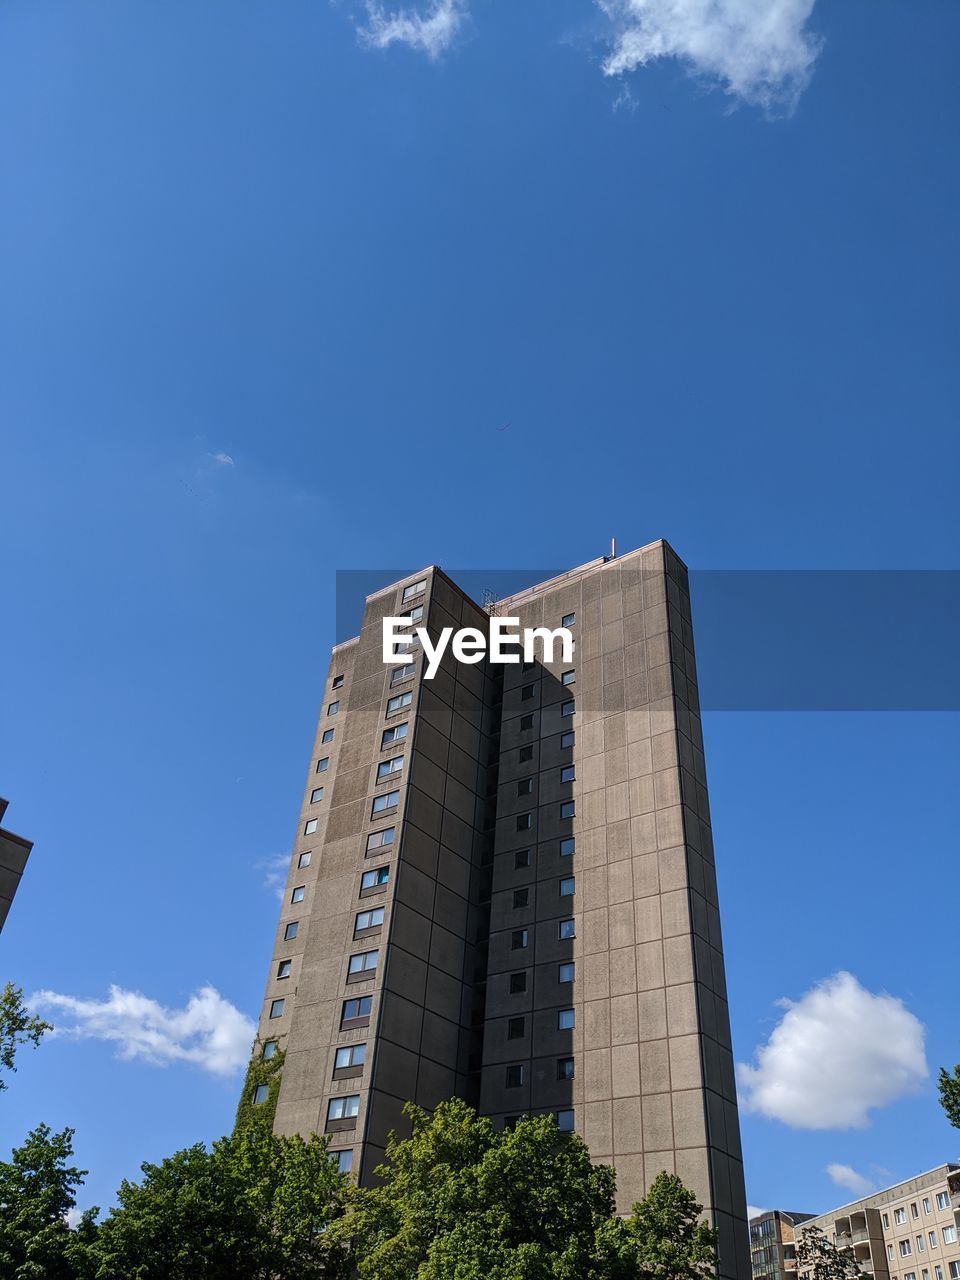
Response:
[478, 543, 748, 1280]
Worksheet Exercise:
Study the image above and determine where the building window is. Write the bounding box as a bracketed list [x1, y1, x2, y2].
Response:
[402, 579, 427, 601]
[897, 1211, 907, 1226]
[335, 1044, 366, 1071]
[901, 1242, 913, 1258]
[253, 1083, 270, 1104]
[560, 801, 575, 819]
[291, 886, 305, 903]
[310, 787, 324, 803]
[316, 758, 329, 774]
[284, 921, 299, 940]
[936, 1268, 944, 1280]
[949, 1266, 960, 1280]
[348, 949, 379, 977]
[556, 1109, 574, 1132]
[516, 813, 533, 831]
[560, 877, 575, 897]
[304, 819, 318, 835]
[327, 1095, 361, 1122]
[328, 701, 340, 716]
[560, 765, 575, 783]
[559, 962, 575, 983]
[377, 756, 404, 779]
[913, 1205, 921, 1220]
[505, 1064, 524, 1088]
[387, 691, 413, 714]
[355, 907, 385, 932]
[558, 1008, 575, 1030]
[402, 604, 424, 623]
[560, 837, 575, 856]
[561, 670, 576, 686]
[334, 1149, 353, 1173]
[883, 1215, 890, 1228]
[332, 674, 344, 689]
[887, 1247, 895, 1261]
[923, 1199, 931, 1215]
[521, 684, 535, 701]
[558, 918, 576, 939]
[557, 1057, 575, 1080]
[269, 998, 285, 1018]
[511, 930, 529, 950]
[262, 1040, 278, 1059]
[390, 663, 416, 686]
[298, 851, 312, 868]
[560, 730, 575, 749]
[382, 723, 408, 746]
[341, 996, 372, 1027]
[936, 1194, 949, 1211]
[366, 827, 396, 851]
[520, 714, 534, 731]
[513, 888, 529, 909]
[372, 791, 400, 815]
[277, 960, 292, 979]
[517, 778, 533, 796]
[561, 700, 575, 717]
[507, 1017, 525, 1039]
[361, 867, 390, 890]
[322, 728, 335, 743]
[942, 1229, 957, 1245]
[917, 1238, 925, 1253]
[929, 1234, 938, 1248]
[519, 745, 533, 762]
[509, 972, 527, 994]
[514, 849, 531, 868]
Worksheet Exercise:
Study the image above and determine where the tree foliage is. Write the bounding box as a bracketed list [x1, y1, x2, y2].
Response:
[938, 1064, 960, 1130]
[0, 982, 51, 1092]
[0, 1123, 96, 1279]
[797, 1226, 860, 1280]
[331, 1098, 719, 1280]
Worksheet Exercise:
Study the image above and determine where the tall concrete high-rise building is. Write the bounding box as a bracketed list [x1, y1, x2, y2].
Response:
[0, 797, 33, 932]
[249, 541, 749, 1280]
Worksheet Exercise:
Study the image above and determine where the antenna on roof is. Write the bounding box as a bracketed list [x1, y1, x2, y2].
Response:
[482, 588, 500, 616]
[610, 537, 617, 559]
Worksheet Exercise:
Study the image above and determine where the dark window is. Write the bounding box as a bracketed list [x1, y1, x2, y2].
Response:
[262, 1040, 278, 1059]
[560, 876, 575, 897]
[505, 1064, 524, 1088]
[310, 787, 324, 803]
[284, 921, 299, 941]
[514, 849, 531, 869]
[317, 757, 330, 773]
[327, 701, 340, 716]
[511, 930, 528, 950]
[557, 1109, 575, 1132]
[560, 837, 575, 856]
[332, 675, 344, 689]
[518, 745, 533, 762]
[560, 730, 575, 749]
[509, 971, 527, 994]
[298, 851, 311, 868]
[334, 1150, 353, 1173]
[520, 714, 534, 731]
[269, 998, 285, 1018]
[277, 960, 292, 979]
[253, 1083, 270, 1104]
[372, 791, 400, 814]
[521, 684, 535, 701]
[557, 1057, 575, 1080]
[516, 813, 533, 831]
[366, 827, 395, 851]
[513, 888, 529, 909]
[517, 778, 533, 796]
[559, 961, 575, 983]
[560, 765, 575, 783]
[507, 1017, 525, 1039]
[341, 996, 373, 1027]
[291, 886, 305, 904]
[559, 918, 576, 939]
[322, 728, 335, 743]
[561, 700, 575, 717]
[562, 612, 576, 628]
[558, 1008, 575, 1030]
[560, 800, 575, 818]
[561, 670, 576, 686]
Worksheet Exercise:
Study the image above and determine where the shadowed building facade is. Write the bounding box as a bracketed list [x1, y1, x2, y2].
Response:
[0, 797, 33, 932]
[250, 541, 750, 1280]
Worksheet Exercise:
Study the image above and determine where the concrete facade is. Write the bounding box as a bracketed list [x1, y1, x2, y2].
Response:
[750, 1210, 813, 1280]
[793, 1167, 960, 1280]
[251, 542, 750, 1280]
[0, 798, 33, 932]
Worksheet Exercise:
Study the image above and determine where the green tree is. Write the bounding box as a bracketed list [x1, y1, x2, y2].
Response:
[0, 1123, 96, 1279]
[938, 1064, 960, 1130]
[797, 1226, 859, 1280]
[89, 1123, 351, 1279]
[0, 982, 51, 1091]
[332, 1097, 719, 1280]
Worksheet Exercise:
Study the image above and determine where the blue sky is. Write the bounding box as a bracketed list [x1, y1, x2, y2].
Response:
[1, 0, 958, 1220]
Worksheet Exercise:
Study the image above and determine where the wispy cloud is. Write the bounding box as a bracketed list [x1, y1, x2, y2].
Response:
[597, 0, 822, 114]
[737, 972, 928, 1129]
[358, 0, 466, 59]
[30, 985, 255, 1077]
[257, 853, 290, 900]
[827, 1163, 874, 1196]
[209, 451, 234, 467]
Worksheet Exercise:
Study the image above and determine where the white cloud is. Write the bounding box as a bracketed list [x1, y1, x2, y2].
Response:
[257, 853, 289, 900]
[30, 985, 255, 1078]
[209, 451, 234, 467]
[737, 972, 928, 1130]
[748, 1205, 769, 1220]
[358, 0, 466, 59]
[827, 1163, 874, 1196]
[596, 0, 822, 113]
